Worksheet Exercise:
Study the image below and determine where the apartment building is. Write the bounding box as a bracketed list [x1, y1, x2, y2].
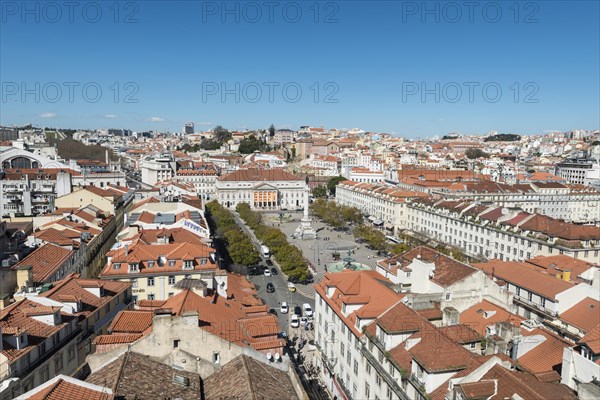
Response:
[435, 180, 600, 223]
[0, 274, 131, 399]
[406, 198, 600, 263]
[174, 167, 218, 200]
[556, 158, 600, 186]
[98, 241, 219, 302]
[314, 269, 578, 400]
[472, 259, 599, 323]
[140, 154, 176, 186]
[335, 181, 426, 233]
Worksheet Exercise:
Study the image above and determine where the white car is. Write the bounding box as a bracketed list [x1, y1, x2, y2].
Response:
[280, 302, 289, 314]
[290, 314, 300, 328]
[300, 316, 308, 326]
[303, 303, 313, 317]
[263, 268, 271, 277]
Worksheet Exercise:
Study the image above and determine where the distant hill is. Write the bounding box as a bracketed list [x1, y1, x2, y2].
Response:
[484, 134, 521, 142]
[47, 136, 116, 162]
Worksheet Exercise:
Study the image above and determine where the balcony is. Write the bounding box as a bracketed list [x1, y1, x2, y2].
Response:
[513, 295, 558, 318]
[320, 351, 338, 374]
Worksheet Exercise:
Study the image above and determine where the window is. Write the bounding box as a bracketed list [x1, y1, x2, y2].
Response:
[148, 294, 155, 300]
[184, 260, 193, 269]
[540, 298, 546, 308]
[169, 260, 176, 267]
[113, 263, 120, 270]
[168, 292, 174, 297]
[147, 277, 155, 286]
[470, 343, 476, 350]
[340, 342, 345, 355]
[347, 349, 351, 365]
[445, 292, 452, 301]
[131, 279, 138, 288]
[376, 373, 382, 387]
[54, 355, 63, 372]
[528, 292, 533, 302]
[213, 352, 220, 364]
[173, 339, 180, 348]
[366, 363, 371, 375]
[365, 383, 370, 398]
[40, 364, 50, 382]
[354, 360, 358, 375]
[168, 276, 176, 285]
[128, 263, 139, 272]
[200, 257, 207, 264]
[68, 345, 76, 361]
[148, 260, 155, 268]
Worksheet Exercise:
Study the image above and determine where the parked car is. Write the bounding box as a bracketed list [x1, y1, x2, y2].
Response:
[266, 283, 275, 293]
[280, 302, 289, 314]
[300, 316, 308, 326]
[264, 268, 271, 277]
[269, 308, 277, 315]
[266, 259, 273, 266]
[303, 303, 313, 317]
[290, 314, 300, 328]
[271, 267, 278, 275]
[294, 305, 302, 316]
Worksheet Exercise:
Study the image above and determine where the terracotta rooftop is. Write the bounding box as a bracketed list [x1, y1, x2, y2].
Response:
[107, 310, 154, 334]
[12, 243, 74, 283]
[382, 246, 478, 287]
[203, 354, 299, 400]
[579, 324, 600, 354]
[218, 167, 303, 182]
[409, 323, 483, 373]
[518, 328, 572, 374]
[439, 324, 484, 344]
[86, 351, 201, 400]
[23, 375, 113, 400]
[314, 270, 402, 337]
[559, 297, 600, 333]
[459, 300, 524, 336]
[472, 260, 574, 300]
[477, 363, 576, 399]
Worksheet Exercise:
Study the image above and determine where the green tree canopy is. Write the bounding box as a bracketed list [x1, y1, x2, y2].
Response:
[327, 176, 347, 196]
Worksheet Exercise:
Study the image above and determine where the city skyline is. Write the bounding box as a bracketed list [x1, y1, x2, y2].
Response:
[1, 1, 599, 136]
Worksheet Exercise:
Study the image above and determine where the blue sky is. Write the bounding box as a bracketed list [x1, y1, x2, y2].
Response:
[1, 0, 598, 137]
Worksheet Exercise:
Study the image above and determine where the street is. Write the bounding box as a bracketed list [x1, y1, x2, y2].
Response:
[230, 211, 315, 338]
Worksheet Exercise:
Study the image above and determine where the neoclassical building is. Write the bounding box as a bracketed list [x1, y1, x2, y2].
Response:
[215, 168, 306, 210]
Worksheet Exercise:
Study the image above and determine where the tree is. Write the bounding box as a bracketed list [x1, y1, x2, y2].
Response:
[213, 125, 231, 143]
[268, 124, 276, 137]
[312, 186, 327, 198]
[465, 148, 490, 159]
[327, 176, 347, 196]
[239, 135, 269, 154]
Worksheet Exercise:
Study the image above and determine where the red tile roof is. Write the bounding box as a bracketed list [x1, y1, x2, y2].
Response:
[27, 377, 113, 400]
[559, 297, 600, 333]
[314, 270, 402, 337]
[12, 243, 74, 283]
[218, 168, 303, 182]
[472, 260, 574, 300]
[107, 310, 154, 334]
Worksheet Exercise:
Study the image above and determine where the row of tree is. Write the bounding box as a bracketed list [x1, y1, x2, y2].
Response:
[309, 198, 363, 228]
[205, 201, 261, 266]
[236, 203, 312, 283]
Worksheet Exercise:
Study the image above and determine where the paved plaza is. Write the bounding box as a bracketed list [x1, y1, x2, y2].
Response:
[262, 211, 387, 299]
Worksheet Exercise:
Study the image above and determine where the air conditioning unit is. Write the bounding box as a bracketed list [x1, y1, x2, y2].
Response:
[172, 374, 189, 387]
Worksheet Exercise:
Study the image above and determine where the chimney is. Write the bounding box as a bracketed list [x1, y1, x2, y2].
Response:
[562, 270, 571, 282]
[124, 244, 129, 257]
